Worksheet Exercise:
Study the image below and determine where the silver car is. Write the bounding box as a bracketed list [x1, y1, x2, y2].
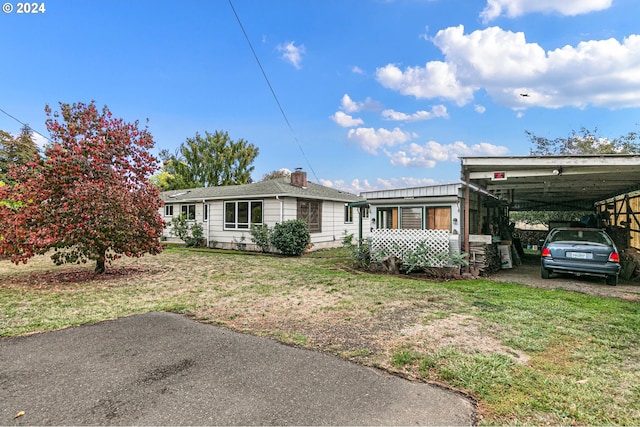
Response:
[541, 227, 621, 286]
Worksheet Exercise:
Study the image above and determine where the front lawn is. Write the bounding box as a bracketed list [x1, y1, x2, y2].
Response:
[1, 247, 638, 425]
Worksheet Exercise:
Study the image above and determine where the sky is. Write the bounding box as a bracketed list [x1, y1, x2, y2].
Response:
[1, 0, 639, 194]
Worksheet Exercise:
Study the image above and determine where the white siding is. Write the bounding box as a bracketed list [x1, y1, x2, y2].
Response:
[162, 196, 362, 251]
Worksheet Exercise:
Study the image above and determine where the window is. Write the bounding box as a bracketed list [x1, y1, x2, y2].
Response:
[181, 204, 196, 220]
[224, 200, 263, 229]
[401, 207, 422, 229]
[164, 205, 173, 217]
[426, 207, 451, 230]
[297, 199, 322, 233]
[344, 205, 354, 223]
[203, 204, 208, 221]
[377, 207, 398, 229]
[376, 206, 451, 230]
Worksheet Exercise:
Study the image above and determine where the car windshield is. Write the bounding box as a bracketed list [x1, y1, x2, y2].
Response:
[549, 229, 611, 245]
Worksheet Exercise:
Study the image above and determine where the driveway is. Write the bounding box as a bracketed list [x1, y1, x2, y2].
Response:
[488, 254, 640, 301]
[1, 312, 475, 426]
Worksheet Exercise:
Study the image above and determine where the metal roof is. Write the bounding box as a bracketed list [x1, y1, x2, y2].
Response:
[460, 154, 640, 211]
[161, 177, 363, 203]
[360, 183, 464, 200]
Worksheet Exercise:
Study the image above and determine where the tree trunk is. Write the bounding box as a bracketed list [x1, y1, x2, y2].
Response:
[95, 256, 106, 274]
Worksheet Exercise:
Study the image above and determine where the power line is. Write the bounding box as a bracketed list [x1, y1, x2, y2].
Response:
[227, 0, 320, 183]
[0, 107, 51, 144]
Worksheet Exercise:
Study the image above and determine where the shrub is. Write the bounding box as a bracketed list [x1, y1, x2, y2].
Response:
[342, 231, 354, 247]
[170, 215, 204, 247]
[350, 241, 372, 269]
[250, 224, 272, 253]
[342, 232, 372, 269]
[271, 220, 310, 256]
[187, 222, 205, 248]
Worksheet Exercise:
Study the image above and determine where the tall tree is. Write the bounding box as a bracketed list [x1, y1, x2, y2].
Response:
[0, 101, 164, 274]
[0, 125, 39, 184]
[262, 168, 291, 181]
[155, 130, 258, 190]
[150, 149, 199, 191]
[527, 127, 640, 155]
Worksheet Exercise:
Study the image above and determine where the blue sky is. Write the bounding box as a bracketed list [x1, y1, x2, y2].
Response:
[1, 0, 639, 193]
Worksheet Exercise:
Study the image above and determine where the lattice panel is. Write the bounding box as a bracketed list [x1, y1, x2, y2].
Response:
[371, 229, 452, 267]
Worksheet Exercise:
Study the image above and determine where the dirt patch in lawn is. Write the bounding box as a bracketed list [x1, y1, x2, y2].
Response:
[198, 289, 529, 371]
[1, 266, 157, 290]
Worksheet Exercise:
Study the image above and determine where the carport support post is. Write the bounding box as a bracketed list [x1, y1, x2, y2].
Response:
[464, 171, 470, 274]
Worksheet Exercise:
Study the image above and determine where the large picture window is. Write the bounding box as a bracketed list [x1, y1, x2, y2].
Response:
[224, 200, 263, 229]
[297, 199, 322, 233]
[181, 204, 195, 220]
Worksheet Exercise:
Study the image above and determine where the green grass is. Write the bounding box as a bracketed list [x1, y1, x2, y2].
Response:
[1, 247, 639, 425]
[389, 279, 640, 425]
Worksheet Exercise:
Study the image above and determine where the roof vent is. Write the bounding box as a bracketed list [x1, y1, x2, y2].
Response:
[168, 190, 191, 198]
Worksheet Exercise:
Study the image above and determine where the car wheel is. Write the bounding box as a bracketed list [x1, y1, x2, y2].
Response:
[541, 267, 551, 279]
[606, 275, 618, 286]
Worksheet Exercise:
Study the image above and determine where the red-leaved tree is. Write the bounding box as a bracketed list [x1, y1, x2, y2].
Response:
[0, 101, 164, 273]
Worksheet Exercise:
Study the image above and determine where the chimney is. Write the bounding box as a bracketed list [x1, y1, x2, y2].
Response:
[291, 168, 307, 188]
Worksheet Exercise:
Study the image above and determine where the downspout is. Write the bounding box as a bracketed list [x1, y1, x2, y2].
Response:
[276, 196, 284, 223]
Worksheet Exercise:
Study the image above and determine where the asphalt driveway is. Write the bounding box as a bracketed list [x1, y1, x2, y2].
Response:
[1, 312, 475, 425]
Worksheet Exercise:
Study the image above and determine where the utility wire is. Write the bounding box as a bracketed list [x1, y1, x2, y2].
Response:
[228, 0, 320, 183]
[0, 107, 51, 144]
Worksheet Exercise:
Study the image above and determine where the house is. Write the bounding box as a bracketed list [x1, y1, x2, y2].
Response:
[359, 183, 489, 254]
[160, 170, 367, 251]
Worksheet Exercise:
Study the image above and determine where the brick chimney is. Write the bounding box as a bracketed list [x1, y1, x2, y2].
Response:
[291, 168, 307, 188]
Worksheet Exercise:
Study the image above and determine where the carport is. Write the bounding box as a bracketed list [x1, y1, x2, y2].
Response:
[459, 154, 640, 258]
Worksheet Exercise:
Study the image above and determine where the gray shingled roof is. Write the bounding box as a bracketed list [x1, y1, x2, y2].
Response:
[161, 177, 363, 203]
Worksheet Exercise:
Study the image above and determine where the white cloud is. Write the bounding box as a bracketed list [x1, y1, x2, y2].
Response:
[381, 25, 640, 109]
[330, 111, 364, 127]
[382, 105, 448, 121]
[340, 94, 361, 113]
[433, 25, 548, 84]
[474, 104, 486, 113]
[347, 127, 415, 155]
[320, 176, 438, 194]
[385, 148, 438, 168]
[277, 41, 305, 69]
[340, 94, 381, 113]
[384, 140, 509, 167]
[481, 0, 612, 22]
[351, 66, 364, 74]
[376, 61, 475, 105]
[31, 132, 49, 148]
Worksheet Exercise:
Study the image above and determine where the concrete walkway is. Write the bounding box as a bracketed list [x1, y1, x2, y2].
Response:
[1, 312, 476, 425]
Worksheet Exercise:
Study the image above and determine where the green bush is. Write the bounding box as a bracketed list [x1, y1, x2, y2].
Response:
[187, 222, 205, 247]
[169, 215, 204, 247]
[270, 219, 310, 256]
[250, 224, 272, 253]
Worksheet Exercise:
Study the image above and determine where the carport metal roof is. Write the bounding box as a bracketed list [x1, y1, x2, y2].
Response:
[460, 155, 640, 211]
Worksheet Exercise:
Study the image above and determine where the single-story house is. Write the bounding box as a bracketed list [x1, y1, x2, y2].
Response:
[160, 170, 367, 251]
[359, 183, 489, 254]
